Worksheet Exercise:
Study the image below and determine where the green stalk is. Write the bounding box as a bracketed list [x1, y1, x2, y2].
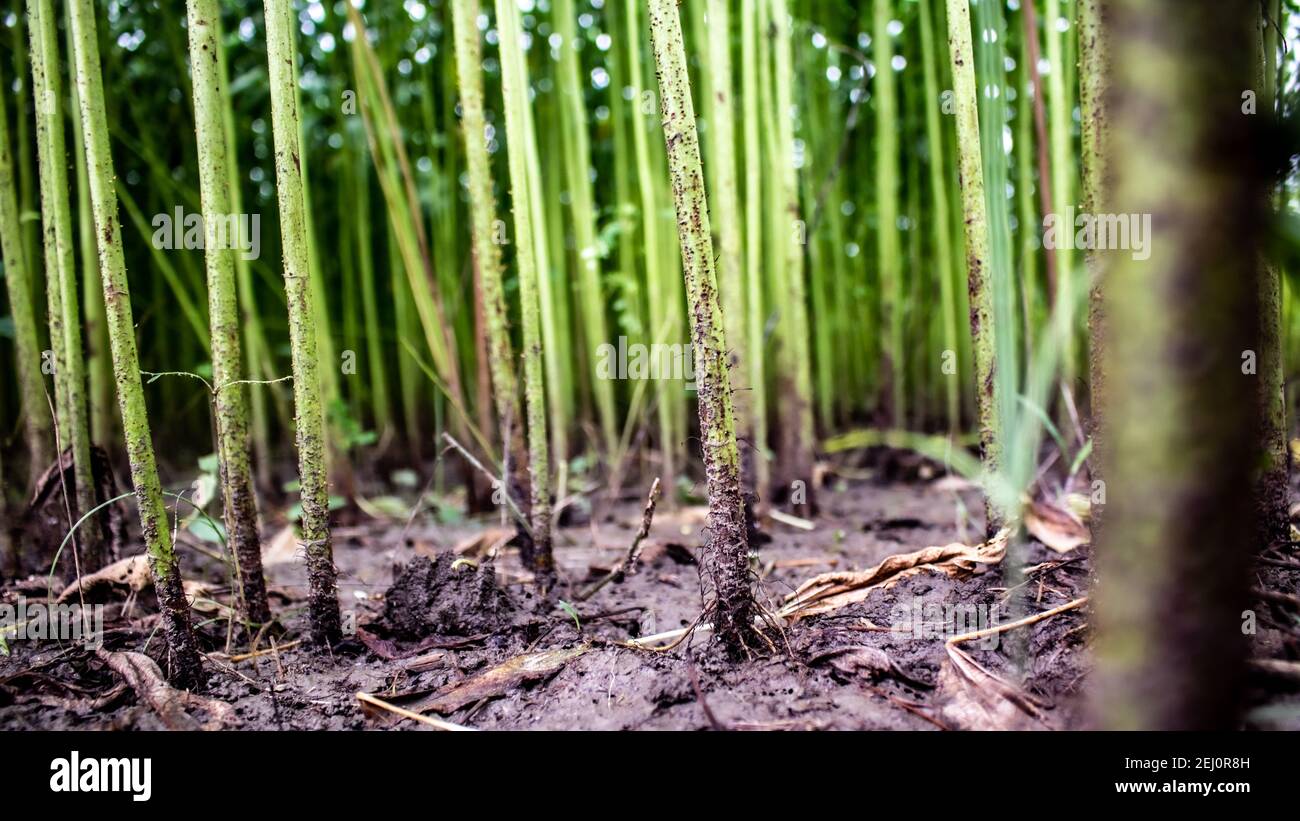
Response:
[648, 0, 759, 656]
[63, 10, 111, 450]
[703, 0, 751, 490]
[770, 0, 816, 514]
[874, 0, 904, 423]
[65, 0, 200, 684]
[740, 0, 769, 501]
[946, 0, 1005, 532]
[1045, 0, 1075, 383]
[216, 23, 277, 488]
[1254, 1, 1288, 546]
[187, 0, 271, 625]
[920, 0, 960, 432]
[1078, 0, 1108, 500]
[29, 0, 98, 564]
[452, 0, 533, 555]
[0, 58, 53, 477]
[262, 0, 340, 644]
[626, 0, 677, 497]
[1093, 0, 1260, 729]
[496, 0, 555, 589]
[554, 0, 618, 460]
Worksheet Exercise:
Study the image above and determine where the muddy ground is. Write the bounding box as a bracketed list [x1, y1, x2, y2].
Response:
[3, 453, 1299, 731]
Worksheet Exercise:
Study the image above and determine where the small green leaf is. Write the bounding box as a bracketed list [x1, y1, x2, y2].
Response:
[557, 600, 581, 632]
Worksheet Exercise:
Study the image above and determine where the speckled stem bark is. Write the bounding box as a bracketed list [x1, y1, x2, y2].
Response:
[65, 0, 200, 686]
[263, 0, 340, 643]
[452, 0, 533, 558]
[649, 0, 758, 657]
[1079, 0, 1109, 517]
[0, 58, 53, 479]
[187, 0, 271, 625]
[1092, 0, 1262, 730]
[945, 0, 1004, 533]
[29, 0, 100, 566]
[495, 0, 554, 590]
[1254, 1, 1288, 549]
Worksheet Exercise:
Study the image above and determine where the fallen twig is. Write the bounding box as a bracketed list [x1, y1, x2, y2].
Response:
[577, 478, 662, 601]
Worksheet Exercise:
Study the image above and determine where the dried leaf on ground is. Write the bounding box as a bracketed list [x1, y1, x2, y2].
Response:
[410, 644, 589, 715]
[780, 529, 1010, 620]
[936, 644, 1053, 730]
[451, 527, 514, 558]
[97, 649, 235, 730]
[57, 555, 152, 603]
[1024, 500, 1090, 553]
[261, 525, 299, 567]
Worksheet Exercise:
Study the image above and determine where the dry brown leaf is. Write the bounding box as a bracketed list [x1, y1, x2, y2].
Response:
[1024, 500, 1090, 553]
[936, 643, 1053, 730]
[411, 644, 589, 715]
[452, 527, 514, 558]
[97, 649, 235, 730]
[57, 555, 152, 603]
[261, 525, 299, 567]
[779, 529, 1010, 620]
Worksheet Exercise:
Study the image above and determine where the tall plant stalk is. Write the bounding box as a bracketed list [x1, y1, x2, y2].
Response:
[770, 0, 816, 515]
[65, 0, 201, 684]
[452, 0, 533, 556]
[263, 0, 340, 643]
[496, 0, 555, 589]
[740, 0, 769, 503]
[920, 0, 961, 432]
[874, 0, 904, 423]
[187, 0, 271, 625]
[554, 0, 618, 460]
[946, 0, 1005, 532]
[29, 0, 99, 565]
[0, 58, 52, 478]
[648, 0, 759, 656]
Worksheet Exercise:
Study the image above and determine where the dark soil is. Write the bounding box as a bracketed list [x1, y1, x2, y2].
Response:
[2, 456, 1298, 731]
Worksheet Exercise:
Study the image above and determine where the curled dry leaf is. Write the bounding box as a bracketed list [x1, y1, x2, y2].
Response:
[260, 525, 300, 567]
[451, 527, 514, 558]
[57, 555, 152, 603]
[1024, 499, 1091, 554]
[936, 643, 1053, 730]
[97, 649, 235, 731]
[410, 644, 590, 715]
[779, 528, 1010, 620]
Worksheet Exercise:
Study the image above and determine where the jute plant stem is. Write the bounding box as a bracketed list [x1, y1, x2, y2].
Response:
[451, 0, 532, 553]
[29, 0, 99, 565]
[946, 0, 1005, 533]
[65, 0, 201, 684]
[496, 0, 556, 590]
[0, 58, 53, 479]
[262, 0, 340, 643]
[187, 0, 271, 625]
[648, 0, 761, 657]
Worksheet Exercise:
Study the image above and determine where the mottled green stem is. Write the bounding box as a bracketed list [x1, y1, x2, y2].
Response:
[187, 0, 271, 625]
[65, 0, 200, 685]
[496, 0, 555, 589]
[874, 0, 904, 423]
[648, 0, 758, 657]
[29, 0, 99, 564]
[452, 0, 533, 557]
[1093, 0, 1261, 729]
[263, 0, 340, 643]
[945, 0, 1004, 533]
[0, 58, 53, 478]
